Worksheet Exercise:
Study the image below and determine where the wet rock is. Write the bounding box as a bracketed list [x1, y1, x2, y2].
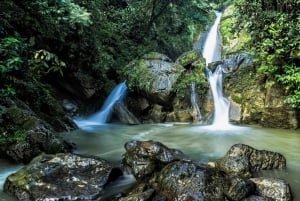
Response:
[225, 177, 255, 201]
[242, 195, 274, 201]
[4, 153, 122, 201]
[62, 99, 78, 115]
[250, 178, 292, 201]
[165, 110, 192, 122]
[152, 161, 228, 201]
[122, 140, 187, 178]
[118, 183, 155, 201]
[222, 53, 299, 129]
[113, 102, 140, 124]
[216, 144, 286, 177]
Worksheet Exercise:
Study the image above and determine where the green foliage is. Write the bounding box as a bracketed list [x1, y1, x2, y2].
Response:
[276, 65, 300, 108]
[0, 85, 16, 97]
[0, 128, 26, 145]
[31, 49, 66, 76]
[0, 37, 24, 74]
[121, 59, 154, 92]
[174, 63, 208, 99]
[232, 0, 300, 108]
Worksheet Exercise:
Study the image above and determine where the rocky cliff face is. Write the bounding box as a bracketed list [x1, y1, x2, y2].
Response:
[216, 53, 299, 129]
[124, 51, 209, 123]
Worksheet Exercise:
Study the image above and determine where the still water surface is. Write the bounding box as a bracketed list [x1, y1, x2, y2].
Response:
[1, 124, 299, 200]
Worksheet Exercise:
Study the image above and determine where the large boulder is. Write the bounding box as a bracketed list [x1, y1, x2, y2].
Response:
[4, 153, 122, 201]
[216, 144, 286, 177]
[152, 161, 228, 200]
[124, 52, 184, 105]
[122, 140, 188, 178]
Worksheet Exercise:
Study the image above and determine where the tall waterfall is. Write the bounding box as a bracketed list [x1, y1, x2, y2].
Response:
[74, 82, 127, 129]
[202, 12, 231, 128]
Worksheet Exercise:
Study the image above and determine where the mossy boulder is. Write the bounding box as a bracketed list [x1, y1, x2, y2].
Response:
[175, 50, 205, 70]
[123, 52, 184, 105]
[4, 153, 122, 200]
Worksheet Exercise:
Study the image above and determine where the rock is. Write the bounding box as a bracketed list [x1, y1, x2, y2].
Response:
[62, 99, 78, 115]
[0, 107, 74, 163]
[4, 153, 122, 201]
[124, 52, 184, 105]
[118, 183, 155, 201]
[225, 177, 255, 201]
[151, 160, 255, 201]
[222, 53, 299, 129]
[250, 178, 292, 201]
[113, 102, 140, 124]
[122, 140, 187, 178]
[165, 110, 192, 122]
[175, 50, 205, 70]
[216, 144, 286, 177]
[148, 104, 167, 123]
[242, 195, 274, 201]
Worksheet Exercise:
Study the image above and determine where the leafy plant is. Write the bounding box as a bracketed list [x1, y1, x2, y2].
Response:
[232, 0, 300, 108]
[0, 128, 26, 145]
[31, 49, 66, 76]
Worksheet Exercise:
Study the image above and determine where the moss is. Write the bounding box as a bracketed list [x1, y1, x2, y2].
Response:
[220, 5, 251, 57]
[230, 93, 243, 104]
[176, 51, 203, 68]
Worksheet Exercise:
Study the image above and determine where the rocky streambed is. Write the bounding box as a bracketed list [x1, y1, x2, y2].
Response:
[3, 141, 292, 201]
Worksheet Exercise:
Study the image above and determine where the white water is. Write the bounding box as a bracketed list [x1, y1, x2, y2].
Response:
[74, 82, 127, 129]
[190, 83, 202, 122]
[207, 66, 230, 128]
[202, 12, 222, 65]
[202, 12, 231, 129]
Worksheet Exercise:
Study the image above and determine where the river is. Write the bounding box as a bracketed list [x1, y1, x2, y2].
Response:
[0, 123, 299, 200]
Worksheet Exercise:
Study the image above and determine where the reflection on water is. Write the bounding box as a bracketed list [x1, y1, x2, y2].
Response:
[0, 124, 299, 200]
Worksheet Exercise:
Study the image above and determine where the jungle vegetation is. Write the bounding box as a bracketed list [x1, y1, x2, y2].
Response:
[0, 0, 299, 110]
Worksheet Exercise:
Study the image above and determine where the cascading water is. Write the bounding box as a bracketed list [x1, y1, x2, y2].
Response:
[202, 11, 231, 128]
[202, 12, 222, 65]
[190, 82, 202, 122]
[74, 81, 127, 129]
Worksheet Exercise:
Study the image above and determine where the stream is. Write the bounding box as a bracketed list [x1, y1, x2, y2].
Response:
[0, 123, 299, 200]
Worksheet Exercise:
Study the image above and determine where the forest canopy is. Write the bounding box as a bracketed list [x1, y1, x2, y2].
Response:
[0, 0, 213, 96]
[0, 0, 300, 108]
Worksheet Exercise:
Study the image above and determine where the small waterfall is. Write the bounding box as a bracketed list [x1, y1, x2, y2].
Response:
[207, 66, 230, 127]
[202, 12, 231, 128]
[74, 82, 127, 129]
[190, 83, 202, 122]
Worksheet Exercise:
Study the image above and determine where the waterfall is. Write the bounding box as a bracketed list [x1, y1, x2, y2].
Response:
[207, 66, 230, 127]
[202, 12, 222, 65]
[190, 83, 202, 122]
[202, 12, 231, 128]
[74, 82, 127, 129]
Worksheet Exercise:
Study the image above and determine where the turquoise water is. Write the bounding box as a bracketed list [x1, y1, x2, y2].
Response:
[1, 124, 299, 200]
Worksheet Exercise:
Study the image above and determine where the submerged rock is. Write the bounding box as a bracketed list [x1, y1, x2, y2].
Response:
[4, 153, 122, 201]
[216, 144, 286, 177]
